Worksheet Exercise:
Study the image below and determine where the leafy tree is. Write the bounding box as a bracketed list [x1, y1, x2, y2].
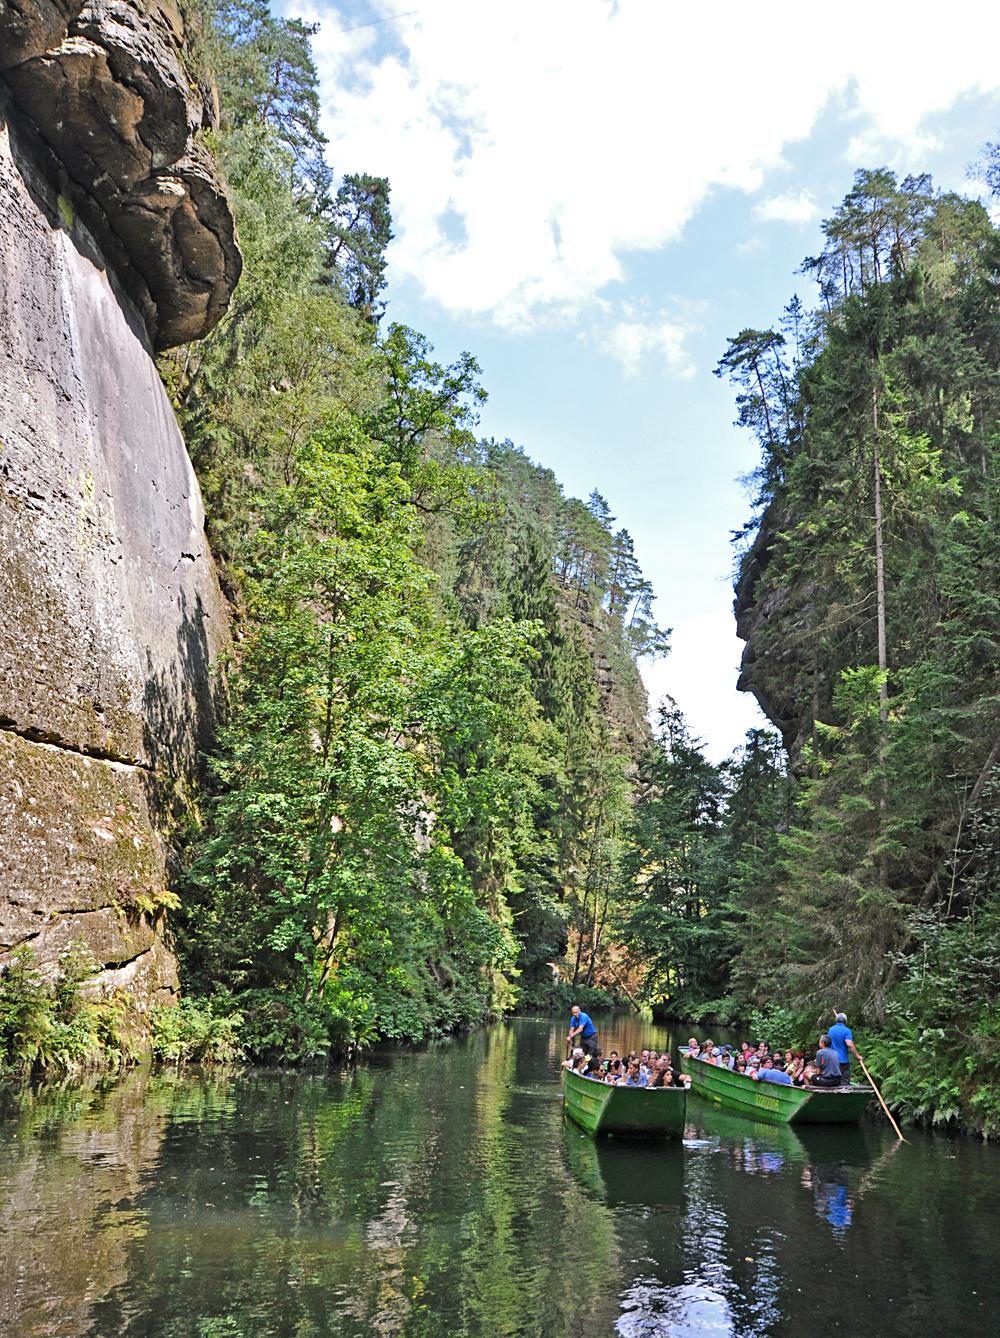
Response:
[325, 173, 394, 320]
[619, 704, 729, 1009]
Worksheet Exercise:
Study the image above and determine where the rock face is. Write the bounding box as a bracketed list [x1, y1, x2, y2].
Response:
[734, 503, 824, 764]
[0, 2, 237, 1008]
[0, 0, 241, 348]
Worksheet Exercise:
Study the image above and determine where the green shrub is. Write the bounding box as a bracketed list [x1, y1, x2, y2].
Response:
[861, 909, 1000, 1136]
[744, 1000, 816, 1051]
[0, 947, 55, 1076]
[0, 943, 138, 1077]
[239, 990, 338, 1063]
[676, 997, 743, 1028]
[150, 997, 244, 1064]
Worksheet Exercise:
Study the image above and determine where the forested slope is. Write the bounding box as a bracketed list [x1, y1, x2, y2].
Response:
[152, 1, 665, 1058]
[665, 166, 1000, 1135]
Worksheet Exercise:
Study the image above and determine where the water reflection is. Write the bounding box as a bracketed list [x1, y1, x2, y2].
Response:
[564, 1127, 685, 1210]
[1, 1019, 999, 1336]
[687, 1107, 869, 1239]
[0, 1071, 169, 1338]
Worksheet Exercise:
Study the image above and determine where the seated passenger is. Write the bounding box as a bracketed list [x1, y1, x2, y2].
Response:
[809, 1034, 844, 1087]
[624, 1060, 648, 1087]
[720, 1045, 735, 1070]
[572, 1054, 590, 1076]
[686, 1037, 700, 1057]
[697, 1040, 715, 1062]
[646, 1058, 674, 1088]
[645, 1059, 666, 1088]
[665, 1059, 690, 1088]
[605, 1050, 621, 1073]
[563, 1046, 585, 1070]
[586, 1048, 605, 1075]
[752, 1057, 793, 1086]
[734, 1056, 748, 1074]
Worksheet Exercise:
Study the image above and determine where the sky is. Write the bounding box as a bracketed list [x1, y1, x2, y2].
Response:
[279, 0, 1000, 759]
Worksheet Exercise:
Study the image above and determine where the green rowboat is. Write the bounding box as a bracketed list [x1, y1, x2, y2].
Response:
[680, 1057, 872, 1126]
[562, 1068, 687, 1138]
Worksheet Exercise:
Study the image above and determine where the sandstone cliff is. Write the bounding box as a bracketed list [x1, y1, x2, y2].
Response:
[0, 0, 239, 1006]
[734, 503, 827, 765]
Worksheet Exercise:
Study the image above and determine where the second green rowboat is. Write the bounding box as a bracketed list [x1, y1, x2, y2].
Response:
[680, 1057, 872, 1125]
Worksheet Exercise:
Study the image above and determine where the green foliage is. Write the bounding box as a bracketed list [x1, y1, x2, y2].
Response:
[542, 981, 620, 1014]
[0, 944, 138, 1078]
[150, 998, 244, 1064]
[744, 1001, 815, 1051]
[863, 903, 1000, 1135]
[620, 703, 731, 1011]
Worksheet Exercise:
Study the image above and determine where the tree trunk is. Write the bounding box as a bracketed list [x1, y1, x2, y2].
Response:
[871, 370, 889, 899]
[571, 891, 589, 986]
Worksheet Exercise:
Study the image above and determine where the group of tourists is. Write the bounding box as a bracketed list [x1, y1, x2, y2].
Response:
[562, 1006, 691, 1089]
[563, 1043, 692, 1089]
[686, 1013, 858, 1088]
[562, 1004, 859, 1090]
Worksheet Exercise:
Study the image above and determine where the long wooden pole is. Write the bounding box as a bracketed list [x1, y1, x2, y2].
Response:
[854, 1049, 908, 1143]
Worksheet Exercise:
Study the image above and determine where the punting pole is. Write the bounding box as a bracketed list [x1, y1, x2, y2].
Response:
[854, 1050, 908, 1143]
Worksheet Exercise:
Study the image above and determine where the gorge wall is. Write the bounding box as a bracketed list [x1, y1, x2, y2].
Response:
[734, 503, 821, 766]
[0, 0, 239, 1007]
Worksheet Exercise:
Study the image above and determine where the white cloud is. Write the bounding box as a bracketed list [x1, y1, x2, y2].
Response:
[753, 190, 822, 225]
[299, 0, 1000, 330]
[594, 303, 696, 379]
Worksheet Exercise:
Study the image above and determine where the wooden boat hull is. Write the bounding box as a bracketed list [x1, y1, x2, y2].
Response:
[562, 1068, 687, 1138]
[680, 1056, 872, 1125]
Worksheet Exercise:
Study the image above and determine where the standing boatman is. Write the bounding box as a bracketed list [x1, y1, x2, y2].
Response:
[828, 1011, 858, 1085]
[566, 1004, 599, 1055]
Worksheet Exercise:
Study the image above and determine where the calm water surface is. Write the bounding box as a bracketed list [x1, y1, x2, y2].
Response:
[1, 1016, 998, 1337]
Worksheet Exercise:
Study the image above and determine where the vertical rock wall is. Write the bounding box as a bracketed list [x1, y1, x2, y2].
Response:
[0, 2, 239, 1007]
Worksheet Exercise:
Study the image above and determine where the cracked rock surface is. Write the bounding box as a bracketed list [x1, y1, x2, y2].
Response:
[0, 2, 233, 1005]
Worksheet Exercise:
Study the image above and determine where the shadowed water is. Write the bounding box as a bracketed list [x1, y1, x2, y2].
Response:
[1, 1016, 998, 1336]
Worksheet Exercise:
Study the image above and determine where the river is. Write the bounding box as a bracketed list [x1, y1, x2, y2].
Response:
[1, 1015, 998, 1337]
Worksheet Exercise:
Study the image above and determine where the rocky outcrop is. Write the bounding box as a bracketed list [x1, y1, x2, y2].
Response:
[0, 1, 236, 1008]
[734, 504, 825, 763]
[0, 0, 241, 348]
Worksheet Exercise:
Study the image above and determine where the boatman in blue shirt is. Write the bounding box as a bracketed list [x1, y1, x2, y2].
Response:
[828, 1011, 858, 1085]
[566, 1004, 599, 1055]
